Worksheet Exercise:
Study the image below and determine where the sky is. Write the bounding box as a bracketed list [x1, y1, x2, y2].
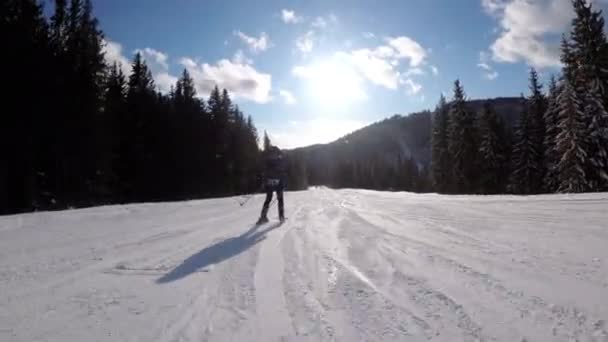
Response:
[65, 0, 608, 148]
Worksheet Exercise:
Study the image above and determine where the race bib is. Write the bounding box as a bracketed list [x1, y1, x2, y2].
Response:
[267, 179, 280, 187]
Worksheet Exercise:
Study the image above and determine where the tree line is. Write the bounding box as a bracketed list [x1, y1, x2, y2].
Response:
[1, 0, 262, 214]
[431, 0, 608, 195]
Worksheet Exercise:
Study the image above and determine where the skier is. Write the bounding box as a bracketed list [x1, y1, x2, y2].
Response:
[257, 145, 287, 224]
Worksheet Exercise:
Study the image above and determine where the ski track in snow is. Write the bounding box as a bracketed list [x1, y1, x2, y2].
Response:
[1, 189, 607, 341]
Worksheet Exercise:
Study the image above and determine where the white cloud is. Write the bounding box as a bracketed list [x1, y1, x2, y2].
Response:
[232, 50, 253, 65]
[404, 67, 425, 77]
[311, 17, 327, 28]
[344, 48, 400, 89]
[431, 65, 439, 76]
[296, 30, 315, 53]
[293, 35, 429, 97]
[311, 14, 338, 28]
[478, 62, 492, 71]
[279, 90, 296, 105]
[234, 31, 271, 53]
[133, 47, 180, 93]
[363, 32, 376, 39]
[403, 78, 423, 95]
[135, 47, 169, 70]
[478, 51, 500, 80]
[386, 36, 427, 67]
[484, 71, 500, 80]
[155, 72, 178, 93]
[102, 39, 131, 75]
[281, 9, 302, 24]
[179, 58, 272, 103]
[268, 118, 368, 149]
[482, 0, 571, 68]
[179, 57, 197, 69]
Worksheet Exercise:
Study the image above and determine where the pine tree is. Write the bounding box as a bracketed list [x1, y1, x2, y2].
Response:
[431, 94, 451, 193]
[527, 68, 547, 189]
[510, 70, 547, 195]
[560, 35, 577, 83]
[447, 80, 478, 193]
[583, 83, 608, 190]
[1, 0, 52, 212]
[556, 79, 589, 193]
[570, 0, 608, 103]
[477, 102, 508, 194]
[543, 76, 561, 192]
[121, 52, 157, 200]
[567, 0, 608, 191]
[263, 130, 272, 151]
[510, 97, 538, 194]
[101, 62, 127, 199]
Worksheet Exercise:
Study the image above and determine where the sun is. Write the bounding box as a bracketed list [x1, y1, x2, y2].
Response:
[295, 58, 366, 108]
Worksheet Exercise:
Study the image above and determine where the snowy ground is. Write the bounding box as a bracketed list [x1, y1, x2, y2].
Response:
[1, 188, 607, 342]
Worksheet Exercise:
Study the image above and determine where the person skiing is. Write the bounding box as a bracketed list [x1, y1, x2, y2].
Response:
[257, 145, 287, 224]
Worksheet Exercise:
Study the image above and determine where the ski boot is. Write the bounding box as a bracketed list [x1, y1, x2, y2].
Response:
[256, 216, 269, 225]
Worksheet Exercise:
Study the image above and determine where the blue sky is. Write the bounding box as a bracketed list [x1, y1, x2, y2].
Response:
[76, 0, 604, 148]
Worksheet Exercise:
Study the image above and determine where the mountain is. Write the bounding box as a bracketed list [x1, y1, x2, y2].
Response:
[288, 97, 524, 190]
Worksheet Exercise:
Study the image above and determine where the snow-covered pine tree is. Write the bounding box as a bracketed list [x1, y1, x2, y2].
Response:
[569, 0, 608, 190]
[543, 76, 561, 192]
[510, 69, 546, 195]
[527, 68, 547, 192]
[431, 94, 451, 193]
[447, 80, 478, 194]
[477, 102, 508, 194]
[583, 83, 608, 190]
[556, 79, 589, 193]
[509, 96, 538, 194]
[570, 0, 608, 103]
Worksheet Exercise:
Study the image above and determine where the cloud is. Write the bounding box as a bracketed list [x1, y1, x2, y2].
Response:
[363, 32, 376, 39]
[311, 17, 327, 28]
[234, 31, 272, 53]
[268, 118, 368, 149]
[404, 67, 425, 77]
[339, 36, 427, 91]
[134, 47, 180, 93]
[484, 71, 500, 80]
[386, 36, 427, 67]
[281, 9, 302, 24]
[279, 90, 296, 105]
[311, 14, 338, 28]
[135, 47, 169, 70]
[232, 50, 253, 65]
[403, 78, 423, 95]
[179, 58, 272, 103]
[482, 0, 572, 68]
[155, 72, 178, 93]
[431, 65, 439, 76]
[478, 51, 500, 80]
[296, 30, 315, 53]
[343, 48, 400, 89]
[102, 39, 131, 75]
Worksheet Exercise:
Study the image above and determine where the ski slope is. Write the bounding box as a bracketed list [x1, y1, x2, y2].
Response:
[0, 188, 607, 341]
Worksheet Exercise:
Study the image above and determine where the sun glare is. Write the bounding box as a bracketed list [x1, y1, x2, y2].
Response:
[296, 59, 366, 107]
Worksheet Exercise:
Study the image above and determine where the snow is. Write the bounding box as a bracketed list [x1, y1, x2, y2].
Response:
[1, 188, 608, 341]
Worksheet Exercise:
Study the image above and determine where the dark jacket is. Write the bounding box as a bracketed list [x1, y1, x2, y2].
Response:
[263, 148, 287, 185]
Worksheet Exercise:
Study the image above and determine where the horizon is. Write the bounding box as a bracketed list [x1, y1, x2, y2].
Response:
[43, 0, 596, 148]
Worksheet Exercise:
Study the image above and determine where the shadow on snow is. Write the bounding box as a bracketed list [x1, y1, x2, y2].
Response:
[156, 222, 282, 284]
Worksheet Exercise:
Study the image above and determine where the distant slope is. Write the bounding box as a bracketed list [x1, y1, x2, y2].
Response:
[290, 97, 523, 187]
